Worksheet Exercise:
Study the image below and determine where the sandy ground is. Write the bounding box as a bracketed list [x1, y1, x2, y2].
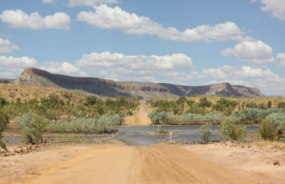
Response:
[2, 144, 284, 184]
[123, 100, 151, 126]
[183, 143, 285, 184]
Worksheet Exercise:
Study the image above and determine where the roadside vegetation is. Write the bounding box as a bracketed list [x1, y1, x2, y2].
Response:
[0, 90, 139, 144]
[148, 95, 285, 143]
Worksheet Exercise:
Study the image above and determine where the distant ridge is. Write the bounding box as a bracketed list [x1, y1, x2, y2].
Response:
[11, 68, 262, 99]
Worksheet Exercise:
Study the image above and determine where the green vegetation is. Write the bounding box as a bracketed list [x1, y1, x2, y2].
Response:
[199, 124, 212, 141]
[148, 111, 224, 125]
[0, 93, 139, 145]
[48, 114, 122, 133]
[218, 119, 248, 142]
[0, 109, 9, 150]
[19, 112, 48, 144]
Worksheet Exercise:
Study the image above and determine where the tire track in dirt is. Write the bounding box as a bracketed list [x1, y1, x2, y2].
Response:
[15, 146, 261, 184]
[123, 100, 150, 126]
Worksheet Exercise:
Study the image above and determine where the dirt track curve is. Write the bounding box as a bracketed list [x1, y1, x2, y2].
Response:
[14, 146, 260, 184]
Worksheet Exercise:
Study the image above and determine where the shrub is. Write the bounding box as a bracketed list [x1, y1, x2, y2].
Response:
[228, 124, 248, 141]
[19, 112, 48, 144]
[86, 96, 97, 106]
[198, 97, 212, 108]
[199, 124, 212, 141]
[219, 118, 248, 142]
[0, 109, 9, 150]
[259, 120, 275, 141]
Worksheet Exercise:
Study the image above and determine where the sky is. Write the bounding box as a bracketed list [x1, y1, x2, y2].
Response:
[0, 0, 285, 95]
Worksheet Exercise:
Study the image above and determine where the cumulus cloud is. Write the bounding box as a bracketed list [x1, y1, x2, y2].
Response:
[202, 68, 227, 80]
[39, 62, 88, 77]
[0, 9, 71, 30]
[68, 0, 118, 7]
[76, 52, 195, 71]
[252, 0, 285, 21]
[221, 40, 275, 64]
[43, 13, 71, 31]
[77, 5, 253, 43]
[277, 53, 285, 67]
[75, 52, 199, 81]
[0, 56, 37, 78]
[0, 37, 20, 53]
[0, 56, 37, 68]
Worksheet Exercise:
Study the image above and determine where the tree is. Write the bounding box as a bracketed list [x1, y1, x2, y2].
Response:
[259, 120, 275, 141]
[198, 97, 211, 108]
[199, 124, 212, 141]
[86, 96, 97, 106]
[19, 112, 48, 144]
[267, 101, 272, 108]
[0, 109, 9, 150]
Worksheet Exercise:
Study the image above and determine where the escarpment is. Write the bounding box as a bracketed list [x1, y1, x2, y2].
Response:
[13, 68, 262, 99]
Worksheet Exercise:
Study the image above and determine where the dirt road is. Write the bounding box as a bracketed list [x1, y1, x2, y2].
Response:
[13, 146, 262, 184]
[123, 100, 150, 126]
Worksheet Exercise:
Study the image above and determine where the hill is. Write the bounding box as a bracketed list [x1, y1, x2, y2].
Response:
[0, 83, 83, 104]
[11, 68, 262, 99]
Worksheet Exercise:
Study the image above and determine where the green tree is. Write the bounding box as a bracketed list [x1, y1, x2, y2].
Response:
[198, 97, 212, 108]
[259, 120, 275, 141]
[0, 109, 9, 150]
[86, 96, 97, 106]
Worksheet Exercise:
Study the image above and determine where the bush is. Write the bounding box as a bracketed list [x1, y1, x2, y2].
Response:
[0, 109, 9, 150]
[148, 111, 225, 125]
[259, 120, 275, 141]
[199, 124, 212, 141]
[228, 124, 248, 141]
[19, 112, 48, 144]
[86, 96, 97, 106]
[198, 97, 212, 108]
[219, 118, 248, 142]
[48, 114, 122, 133]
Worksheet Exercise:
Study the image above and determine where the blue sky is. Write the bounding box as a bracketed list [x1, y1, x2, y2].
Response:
[0, 0, 285, 95]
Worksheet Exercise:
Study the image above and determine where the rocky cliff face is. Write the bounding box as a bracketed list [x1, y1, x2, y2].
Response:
[14, 68, 262, 98]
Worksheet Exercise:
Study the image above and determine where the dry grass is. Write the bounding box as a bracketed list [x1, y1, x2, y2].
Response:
[0, 83, 84, 104]
[247, 141, 285, 151]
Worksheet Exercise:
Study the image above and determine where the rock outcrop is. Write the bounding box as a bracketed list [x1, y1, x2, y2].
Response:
[13, 68, 262, 98]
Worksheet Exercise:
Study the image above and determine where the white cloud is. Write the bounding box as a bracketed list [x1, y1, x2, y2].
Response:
[221, 40, 275, 64]
[0, 37, 20, 53]
[0, 56, 37, 68]
[0, 9, 71, 31]
[76, 52, 195, 71]
[42, 0, 56, 3]
[76, 52, 197, 81]
[77, 5, 252, 43]
[0, 56, 37, 78]
[202, 68, 227, 80]
[252, 0, 285, 21]
[68, 0, 119, 7]
[43, 13, 71, 31]
[277, 53, 285, 67]
[39, 62, 88, 77]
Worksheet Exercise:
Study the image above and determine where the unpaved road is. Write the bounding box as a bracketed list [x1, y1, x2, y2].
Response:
[123, 100, 150, 126]
[12, 146, 263, 184]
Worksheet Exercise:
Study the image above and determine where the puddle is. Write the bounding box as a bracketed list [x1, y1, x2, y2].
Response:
[116, 132, 164, 146]
[2, 137, 23, 142]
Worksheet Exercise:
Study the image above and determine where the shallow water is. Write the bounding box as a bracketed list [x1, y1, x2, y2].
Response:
[2, 126, 258, 145]
[116, 126, 258, 132]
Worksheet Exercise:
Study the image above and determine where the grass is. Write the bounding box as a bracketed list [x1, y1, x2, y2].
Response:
[0, 83, 85, 104]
